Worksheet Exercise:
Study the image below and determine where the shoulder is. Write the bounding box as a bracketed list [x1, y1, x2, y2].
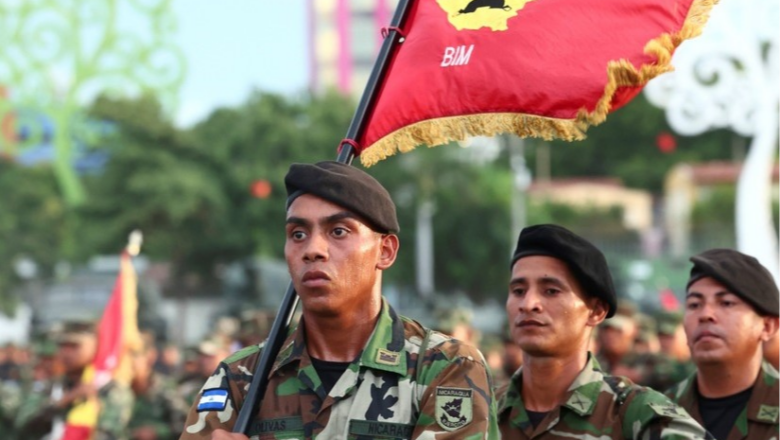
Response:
[217, 342, 266, 378]
[403, 317, 486, 367]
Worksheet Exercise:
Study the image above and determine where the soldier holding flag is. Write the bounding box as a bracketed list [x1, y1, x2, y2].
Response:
[14, 321, 134, 440]
[179, 161, 498, 440]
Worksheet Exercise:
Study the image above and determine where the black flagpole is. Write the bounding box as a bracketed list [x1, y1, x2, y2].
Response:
[233, 0, 412, 434]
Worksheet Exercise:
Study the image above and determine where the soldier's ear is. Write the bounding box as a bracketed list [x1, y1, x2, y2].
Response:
[760, 316, 779, 342]
[376, 234, 399, 270]
[586, 298, 608, 327]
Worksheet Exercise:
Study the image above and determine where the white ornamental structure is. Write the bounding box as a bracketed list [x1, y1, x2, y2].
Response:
[645, 0, 779, 282]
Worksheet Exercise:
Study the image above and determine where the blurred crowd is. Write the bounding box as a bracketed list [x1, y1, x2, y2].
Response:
[0, 301, 777, 440]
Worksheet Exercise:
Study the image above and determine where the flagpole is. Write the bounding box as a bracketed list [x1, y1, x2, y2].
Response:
[233, 0, 413, 434]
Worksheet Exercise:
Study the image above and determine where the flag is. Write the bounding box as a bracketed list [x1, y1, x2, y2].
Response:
[60, 251, 142, 440]
[355, 0, 716, 166]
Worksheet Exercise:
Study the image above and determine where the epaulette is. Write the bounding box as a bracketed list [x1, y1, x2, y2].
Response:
[223, 342, 265, 365]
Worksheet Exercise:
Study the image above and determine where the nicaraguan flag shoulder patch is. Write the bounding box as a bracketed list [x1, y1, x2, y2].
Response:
[197, 388, 229, 412]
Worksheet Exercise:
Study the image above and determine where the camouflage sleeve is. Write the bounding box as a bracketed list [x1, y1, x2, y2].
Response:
[95, 382, 135, 440]
[413, 340, 499, 440]
[14, 384, 61, 435]
[178, 362, 247, 439]
[622, 388, 713, 440]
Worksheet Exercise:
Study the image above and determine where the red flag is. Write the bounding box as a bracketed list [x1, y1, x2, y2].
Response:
[660, 288, 681, 311]
[60, 251, 141, 440]
[355, 0, 716, 166]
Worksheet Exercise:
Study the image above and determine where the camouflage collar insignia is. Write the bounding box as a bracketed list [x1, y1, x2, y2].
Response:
[435, 387, 473, 431]
[564, 390, 594, 416]
[757, 405, 779, 423]
[359, 300, 407, 375]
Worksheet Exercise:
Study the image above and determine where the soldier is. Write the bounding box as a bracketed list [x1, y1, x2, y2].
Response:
[0, 371, 23, 440]
[15, 321, 134, 440]
[497, 224, 711, 439]
[435, 307, 480, 346]
[128, 333, 188, 440]
[596, 304, 638, 374]
[634, 313, 660, 355]
[179, 161, 498, 440]
[178, 339, 232, 407]
[666, 249, 779, 439]
[657, 312, 690, 363]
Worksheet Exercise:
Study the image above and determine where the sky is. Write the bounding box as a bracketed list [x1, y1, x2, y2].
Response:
[171, 1, 309, 126]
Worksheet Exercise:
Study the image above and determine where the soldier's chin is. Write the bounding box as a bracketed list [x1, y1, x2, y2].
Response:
[691, 348, 727, 365]
[517, 342, 552, 357]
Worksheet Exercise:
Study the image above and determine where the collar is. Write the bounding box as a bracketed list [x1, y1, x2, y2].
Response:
[746, 361, 779, 425]
[502, 352, 605, 427]
[680, 361, 780, 425]
[270, 298, 408, 377]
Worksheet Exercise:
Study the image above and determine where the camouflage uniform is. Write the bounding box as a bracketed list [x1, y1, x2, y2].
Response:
[129, 373, 189, 440]
[15, 375, 134, 440]
[180, 301, 499, 439]
[497, 355, 712, 439]
[666, 361, 779, 440]
[0, 379, 22, 440]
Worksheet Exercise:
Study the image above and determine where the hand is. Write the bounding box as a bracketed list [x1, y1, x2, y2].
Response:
[211, 428, 249, 440]
[54, 383, 97, 409]
[131, 426, 158, 440]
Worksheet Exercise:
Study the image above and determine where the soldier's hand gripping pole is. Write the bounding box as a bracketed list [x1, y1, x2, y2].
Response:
[232, 0, 412, 434]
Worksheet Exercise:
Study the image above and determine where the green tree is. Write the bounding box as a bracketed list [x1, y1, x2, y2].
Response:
[528, 95, 741, 192]
[0, 160, 70, 315]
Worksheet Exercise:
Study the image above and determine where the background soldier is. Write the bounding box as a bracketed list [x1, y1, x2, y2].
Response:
[128, 332, 188, 440]
[15, 320, 134, 440]
[177, 339, 232, 407]
[179, 161, 498, 440]
[666, 249, 779, 440]
[498, 224, 711, 439]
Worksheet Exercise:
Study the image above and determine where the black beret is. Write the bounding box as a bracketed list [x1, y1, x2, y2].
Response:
[285, 161, 399, 233]
[687, 248, 779, 316]
[510, 224, 617, 318]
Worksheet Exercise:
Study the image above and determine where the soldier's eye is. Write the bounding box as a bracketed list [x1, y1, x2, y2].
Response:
[291, 230, 306, 240]
[332, 227, 348, 237]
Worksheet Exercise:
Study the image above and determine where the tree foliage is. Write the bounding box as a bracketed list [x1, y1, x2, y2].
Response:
[529, 95, 742, 193]
[0, 89, 743, 312]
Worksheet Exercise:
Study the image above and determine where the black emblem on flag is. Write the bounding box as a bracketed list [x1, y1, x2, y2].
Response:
[457, 0, 511, 16]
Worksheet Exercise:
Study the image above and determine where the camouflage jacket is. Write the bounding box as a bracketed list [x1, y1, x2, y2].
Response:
[665, 361, 779, 440]
[0, 379, 23, 440]
[180, 300, 499, 439]
[497, 354, 712, 439]
[14, 375, 134, 440]
[129, 373, 189, 440]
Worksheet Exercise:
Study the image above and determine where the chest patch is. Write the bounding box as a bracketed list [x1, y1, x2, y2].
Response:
[435, 387, 473, 431]
[249, 416, 304, 436]
[197, 388, 229, 412]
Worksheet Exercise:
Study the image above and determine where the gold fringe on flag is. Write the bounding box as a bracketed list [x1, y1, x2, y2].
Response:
[359, 0, 718, 167]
